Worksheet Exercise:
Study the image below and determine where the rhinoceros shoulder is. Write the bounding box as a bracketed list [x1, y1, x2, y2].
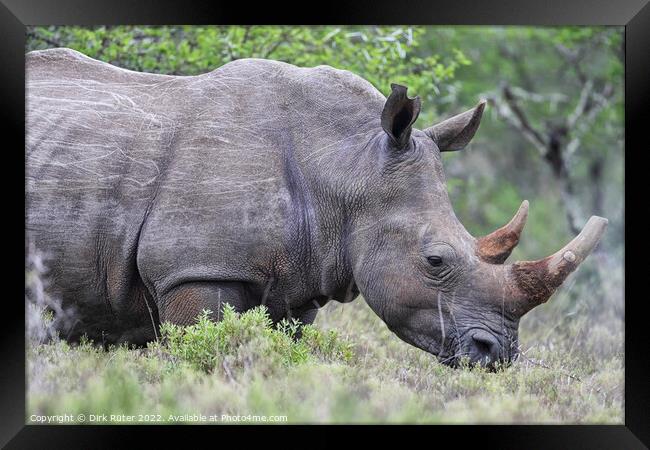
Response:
[209, 57, 385, 104]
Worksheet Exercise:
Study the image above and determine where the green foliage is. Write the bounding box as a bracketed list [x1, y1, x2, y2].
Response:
[425, 26, 623, 254]
[158, 306, 352, 374]
[300, 325, 355, 363]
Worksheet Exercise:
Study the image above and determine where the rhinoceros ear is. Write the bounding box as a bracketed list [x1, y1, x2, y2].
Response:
[424, 100, 486, 152]
[381, 84, 421, 150]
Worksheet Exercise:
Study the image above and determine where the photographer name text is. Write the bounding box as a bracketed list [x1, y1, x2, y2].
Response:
[29, 413, 288, 423]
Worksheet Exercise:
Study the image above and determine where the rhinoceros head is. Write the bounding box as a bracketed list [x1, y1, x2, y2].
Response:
[349, 84, 607, 369]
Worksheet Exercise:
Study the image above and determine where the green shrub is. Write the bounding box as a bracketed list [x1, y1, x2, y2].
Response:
[158, 306, 353, 376]
[300, 325, 355, 363]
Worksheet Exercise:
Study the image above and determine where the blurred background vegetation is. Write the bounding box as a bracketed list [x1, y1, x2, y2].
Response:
[26, 26, 624, 423]
[26, 25, 623, 250]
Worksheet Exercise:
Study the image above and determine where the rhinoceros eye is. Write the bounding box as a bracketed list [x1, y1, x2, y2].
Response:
[427, 255, 443, 267]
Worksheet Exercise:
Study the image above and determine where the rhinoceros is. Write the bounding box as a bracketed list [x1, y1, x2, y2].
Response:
[26, 48, 607, 367]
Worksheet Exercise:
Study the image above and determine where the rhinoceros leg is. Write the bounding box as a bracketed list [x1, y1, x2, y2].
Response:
[157, 281, 250, 326]
[291, 308, 319, 340]
[296, 308, 318, 326]
[107, 325, 159, 348]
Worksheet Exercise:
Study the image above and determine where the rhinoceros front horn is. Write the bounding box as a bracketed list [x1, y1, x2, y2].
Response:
[477, 200, 529, 264]
[508, 215, 608, 315]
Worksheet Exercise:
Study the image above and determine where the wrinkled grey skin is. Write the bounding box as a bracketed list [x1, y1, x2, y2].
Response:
[26, 48, 519, 366]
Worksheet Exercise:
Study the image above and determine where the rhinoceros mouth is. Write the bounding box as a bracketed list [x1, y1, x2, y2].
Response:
[392, 326, 462, 366]
[396, 325, 513, 370]
[444, 327, 519, 370]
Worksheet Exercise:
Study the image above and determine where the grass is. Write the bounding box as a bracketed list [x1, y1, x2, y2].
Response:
[26, 245, 623, 424]
[27, 274, 623, 424]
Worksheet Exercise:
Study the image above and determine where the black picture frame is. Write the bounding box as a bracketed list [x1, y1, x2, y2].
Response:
[3, 1, 648, 448]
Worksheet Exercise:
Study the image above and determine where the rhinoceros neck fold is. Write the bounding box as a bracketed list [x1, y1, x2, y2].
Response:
[280, 128, 382, 308]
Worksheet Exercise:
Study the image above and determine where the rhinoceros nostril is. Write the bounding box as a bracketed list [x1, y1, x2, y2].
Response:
[469, 332, 501, 365]
[473, 336, 492, 353]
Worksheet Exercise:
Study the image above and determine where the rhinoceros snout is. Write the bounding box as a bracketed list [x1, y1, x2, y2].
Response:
[468, 331, 501, 365]
[459, 329, 518, 370]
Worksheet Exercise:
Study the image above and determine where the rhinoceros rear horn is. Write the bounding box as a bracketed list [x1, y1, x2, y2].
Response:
[381, 83, 421, 150]
[424, 99, 486, 152]
[508, 216, 608, 315]
[477, 200, 529, 264]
